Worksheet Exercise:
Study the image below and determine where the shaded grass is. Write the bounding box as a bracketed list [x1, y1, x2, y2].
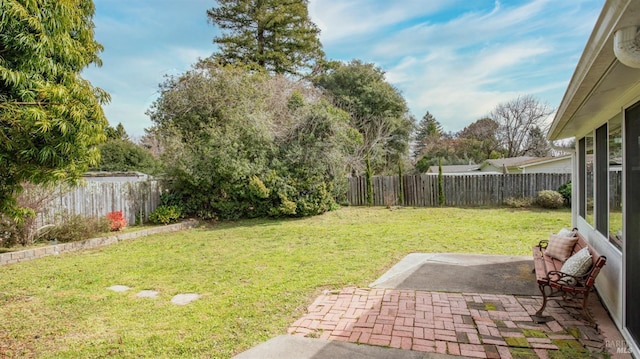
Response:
[0, 224, 159, 253]
[0, 207, 570, 358]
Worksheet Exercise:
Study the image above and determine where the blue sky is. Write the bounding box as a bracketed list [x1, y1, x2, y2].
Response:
[83, 0, 604, 138]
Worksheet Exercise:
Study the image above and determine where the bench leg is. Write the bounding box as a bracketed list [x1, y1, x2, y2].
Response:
[581, 291, 596, 327]
[532, 283, 554, 323]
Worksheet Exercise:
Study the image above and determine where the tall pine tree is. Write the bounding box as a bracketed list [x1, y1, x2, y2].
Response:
[413, 111, 443, 159]
[523, 126, 551, 157]
[207, 0, 325, 77]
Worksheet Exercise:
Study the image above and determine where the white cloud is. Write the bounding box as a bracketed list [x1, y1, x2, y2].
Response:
[84, 44, 210, 133]
[84, 0, 215, 135]
[83, 0, 604, 137]
[308, 0, 603, 132]
[308, 0, 455, 44]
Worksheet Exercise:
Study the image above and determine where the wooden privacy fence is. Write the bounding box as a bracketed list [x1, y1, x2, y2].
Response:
[37, 180, 162, 227]
[347, 173, 572, 207]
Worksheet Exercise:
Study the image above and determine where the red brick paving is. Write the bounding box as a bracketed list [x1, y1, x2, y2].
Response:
[288, 287, 609, 358]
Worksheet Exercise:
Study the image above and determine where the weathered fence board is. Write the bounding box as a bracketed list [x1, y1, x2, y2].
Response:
[37, 180, 162, 226]
[347, 173, 572, 207]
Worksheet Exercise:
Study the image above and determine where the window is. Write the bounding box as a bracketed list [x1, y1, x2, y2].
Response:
[609, 116, 622, 250]
[578, 138, 586, 218]
[585, 135, 594, 226]
[596, 124, 608, 235]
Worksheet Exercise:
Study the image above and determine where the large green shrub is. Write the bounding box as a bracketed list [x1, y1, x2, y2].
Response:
[148, 62, 361, 220]
[535, 190, 565, 209]
[558, 181, 571, 206]
[93, 139, 163, 175]
[148, 205, 182, 225]
[504, 197, 534, 208]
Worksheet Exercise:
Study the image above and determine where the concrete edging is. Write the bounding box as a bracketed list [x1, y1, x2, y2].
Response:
[0, 220, 199, 266]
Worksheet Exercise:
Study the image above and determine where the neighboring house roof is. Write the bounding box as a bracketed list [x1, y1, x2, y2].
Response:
[482, 156, 538, 169]
[515, 155, 572, 169]
[426, 164, 480, 174]
[425, 156, 571, 174]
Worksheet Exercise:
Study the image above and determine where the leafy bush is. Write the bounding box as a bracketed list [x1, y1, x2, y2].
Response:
[148, 205, 182, 225]
[504, 197, 534, 208]
[39, 215, 111, 243]
[105, 211, 127, 231]
[149, 63, 361, 220]
[558, 181, 571, 206]
[93, 139, 163, 175]
[0, 214, 31, 248]
[159, 192, 183, 207]
[248, 176, 270, 199]
[535, 190, 565, 209]
[0, 183, 61, 247]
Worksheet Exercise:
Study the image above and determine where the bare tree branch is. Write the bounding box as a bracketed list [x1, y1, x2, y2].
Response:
[490, 95, 554, 157]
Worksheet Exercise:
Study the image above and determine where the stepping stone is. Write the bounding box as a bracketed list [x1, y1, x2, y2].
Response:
[136, 290, 159, 298]
[107, 285, 130, 292]
[171, 293, 200, 305]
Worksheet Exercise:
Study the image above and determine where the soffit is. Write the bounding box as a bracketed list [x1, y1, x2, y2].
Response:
[549, 0, 640, 140]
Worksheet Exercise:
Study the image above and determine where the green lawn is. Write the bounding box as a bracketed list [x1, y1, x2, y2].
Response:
[0, 207, 570, 358]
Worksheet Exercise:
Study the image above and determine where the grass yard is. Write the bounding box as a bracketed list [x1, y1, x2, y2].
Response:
[0, 207, 570, 358]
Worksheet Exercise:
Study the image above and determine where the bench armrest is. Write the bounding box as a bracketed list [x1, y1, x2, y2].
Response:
[545, 270, 587, 287]
[537, 239, 549, 249]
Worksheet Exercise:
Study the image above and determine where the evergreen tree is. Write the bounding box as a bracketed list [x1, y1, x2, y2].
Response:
[105, 122, 129, 141]
[313, 60, 413, 175]
[523, 126, 552, 157]
[0, 0, 109, 216]
[207, 0, 325, 76]
[413, 111, 443, 158]
[438, 158, 445, 206]
[397, 161, 404, 206]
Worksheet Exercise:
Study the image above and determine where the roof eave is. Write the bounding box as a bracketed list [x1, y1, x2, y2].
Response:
[548, 0, 638, 141]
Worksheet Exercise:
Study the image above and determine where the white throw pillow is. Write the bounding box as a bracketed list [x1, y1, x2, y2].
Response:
[557, 228, 577, 237]
[561, 247, 592, 278]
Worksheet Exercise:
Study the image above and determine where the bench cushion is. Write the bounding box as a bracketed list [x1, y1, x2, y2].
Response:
[533, 245, 563, 281]
[545, 234, 578, 261]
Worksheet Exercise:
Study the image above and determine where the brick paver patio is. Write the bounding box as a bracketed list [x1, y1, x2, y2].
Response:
[288, 287, 608, 358]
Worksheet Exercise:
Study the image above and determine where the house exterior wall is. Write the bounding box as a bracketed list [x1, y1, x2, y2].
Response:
[547, 1, 640, 355]
[519, 159, 572, 173]
[480, 164, 522, 173]
[570, 105, 637, 356]
[480, 164, 501, 173]
[576, 219, 623, 327]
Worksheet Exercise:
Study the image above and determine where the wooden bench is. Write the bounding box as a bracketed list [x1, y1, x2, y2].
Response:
[532, 230, 606, 325]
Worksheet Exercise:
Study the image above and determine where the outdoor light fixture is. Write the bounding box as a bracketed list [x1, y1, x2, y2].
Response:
[614, 26, 640, 68]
